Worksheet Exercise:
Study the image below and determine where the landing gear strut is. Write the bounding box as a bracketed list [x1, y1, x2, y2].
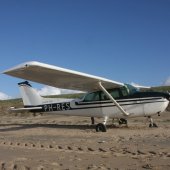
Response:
[91, 117, 95, 125]
[148, 116, 158, 128]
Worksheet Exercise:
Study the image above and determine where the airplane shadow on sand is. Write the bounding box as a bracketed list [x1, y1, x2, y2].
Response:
[0, 124, 95, 132]
[0, 124, 120, 132]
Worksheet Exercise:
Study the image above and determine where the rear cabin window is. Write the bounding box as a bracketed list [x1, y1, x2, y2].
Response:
[101, 92, 109, 100]
[100, 89, 121, 100]
[83, 91, 100, 102]
[108, 89, 120, 99]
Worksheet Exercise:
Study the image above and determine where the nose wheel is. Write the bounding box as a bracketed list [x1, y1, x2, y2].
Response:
[118, 118, 128, 126]
[149, 123, 158, 128]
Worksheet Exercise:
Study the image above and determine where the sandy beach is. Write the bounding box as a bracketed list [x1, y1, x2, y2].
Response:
[0, 111, 170, 170]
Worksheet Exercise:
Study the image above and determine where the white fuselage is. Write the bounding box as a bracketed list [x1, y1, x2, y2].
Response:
[17, 81, 169, 120]
[41, 97, 169, 118]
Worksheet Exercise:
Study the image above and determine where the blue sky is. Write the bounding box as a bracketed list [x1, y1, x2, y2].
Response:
[0, 0, 170, 99]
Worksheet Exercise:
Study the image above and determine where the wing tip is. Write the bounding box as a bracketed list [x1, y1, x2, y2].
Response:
[3, 61, 40, 74]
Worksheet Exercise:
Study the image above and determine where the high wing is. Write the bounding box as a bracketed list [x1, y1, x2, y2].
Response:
[3, 61, 124, 91]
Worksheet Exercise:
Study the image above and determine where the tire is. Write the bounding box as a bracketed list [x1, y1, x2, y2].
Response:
[119, 118, 127, 125]
[153, 123, 158, 128]
[96, 123, 107, 132]
[149, 123, 152, 128]
[149, 123, 158, 128]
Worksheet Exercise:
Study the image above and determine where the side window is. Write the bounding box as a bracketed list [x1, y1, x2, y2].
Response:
[121, 87, 129, 97]
[101, 89, 121, 100]
[83, 92, 100, 102]
[101, 91, 109, 101]
[109, 89, 120, 99]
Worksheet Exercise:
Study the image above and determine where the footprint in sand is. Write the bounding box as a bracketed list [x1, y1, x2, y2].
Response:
[40, 144, 44, 148]
[32, 144, 36, 147]
[149, 151, 157, 155]
[48, 145, 53, 149]
[98, 148, 107, 152]
[24, 143, 28, 147]
[16, 142, 20, 146]
[87, 147, 95, 152]
[77, 147, 83, 151]
[137, 150, 146, 155]
[67, 146, 73, 150]
[58, 146, 63, 149]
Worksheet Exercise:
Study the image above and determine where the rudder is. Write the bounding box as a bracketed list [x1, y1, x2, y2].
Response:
[18, 81, 43, 106]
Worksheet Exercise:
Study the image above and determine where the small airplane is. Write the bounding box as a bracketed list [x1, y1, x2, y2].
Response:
[3, 61, 170, 132]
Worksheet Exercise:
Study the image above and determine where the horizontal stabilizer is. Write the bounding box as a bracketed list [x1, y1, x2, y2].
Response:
[9, 106, 42, 113]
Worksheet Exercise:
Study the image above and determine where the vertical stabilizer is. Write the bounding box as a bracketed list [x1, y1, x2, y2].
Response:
[18, 81, 42, 106]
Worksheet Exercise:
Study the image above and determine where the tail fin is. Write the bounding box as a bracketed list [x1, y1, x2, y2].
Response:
[18, 81, 43, 106]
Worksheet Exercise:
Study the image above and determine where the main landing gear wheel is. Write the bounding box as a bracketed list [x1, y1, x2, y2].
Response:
[96, 123, 107, 132]
[149, 123, 158, 128]
[118, 118, 127, 125]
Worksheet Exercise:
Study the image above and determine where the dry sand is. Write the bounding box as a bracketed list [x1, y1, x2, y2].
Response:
[0, 111, 170, 170]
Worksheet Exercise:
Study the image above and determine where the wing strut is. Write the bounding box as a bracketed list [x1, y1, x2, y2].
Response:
[98, 82, 129, 116]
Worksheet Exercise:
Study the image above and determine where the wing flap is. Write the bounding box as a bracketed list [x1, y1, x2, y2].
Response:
[3, 61, 124, 91]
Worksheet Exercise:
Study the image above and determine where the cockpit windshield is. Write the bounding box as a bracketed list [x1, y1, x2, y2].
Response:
[124, 84, 139, 95]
